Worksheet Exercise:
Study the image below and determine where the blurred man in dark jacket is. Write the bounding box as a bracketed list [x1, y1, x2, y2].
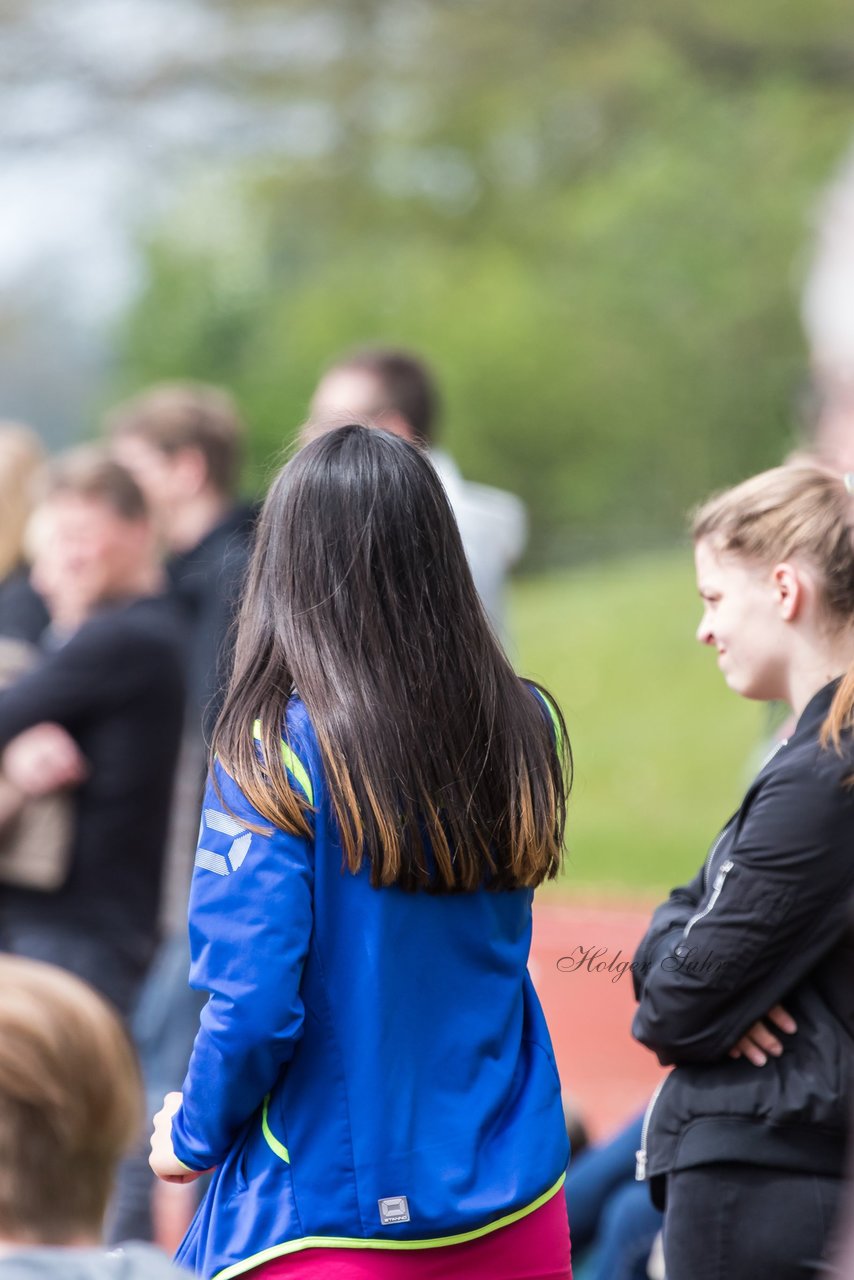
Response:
[0, 450, 184, 1017]
[109, 382, 254, 743]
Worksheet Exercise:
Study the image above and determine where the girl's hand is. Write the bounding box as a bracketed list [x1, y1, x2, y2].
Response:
[728, 1005, 797, 1066]
[149, 1091, 207, 1183]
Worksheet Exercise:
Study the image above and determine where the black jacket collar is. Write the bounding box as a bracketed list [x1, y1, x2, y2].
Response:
[791, 676, 843, 743]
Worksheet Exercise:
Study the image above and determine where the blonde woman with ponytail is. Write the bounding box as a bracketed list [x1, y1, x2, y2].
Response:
[632, 463, 854, 1280]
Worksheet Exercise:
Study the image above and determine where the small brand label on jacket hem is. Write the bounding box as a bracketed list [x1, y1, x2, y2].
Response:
[378, 1196, 410, 1225]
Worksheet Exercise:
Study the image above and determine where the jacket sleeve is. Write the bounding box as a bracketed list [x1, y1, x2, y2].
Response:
[170, 759, 314, 1171]
[632, 762, 854, 1066]
[631, 861, 707, 1001]
[0, 618, 173, 750]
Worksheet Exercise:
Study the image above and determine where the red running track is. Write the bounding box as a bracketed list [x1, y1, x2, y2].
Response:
[531, 898, 666, 1143]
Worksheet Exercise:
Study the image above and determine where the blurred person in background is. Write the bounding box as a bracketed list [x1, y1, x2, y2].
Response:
[632, 464, 854, 1280]
[308, 347, 527, 642]
[0, 645, 75, 905]
[0, 421, 49, 643]
[0, 427, 74, 908]
[0, 448, 184, 1018]
[0, 955, 183, 1278]
[106, 382, 255, 1244]
[108, 382, 255, 745]
[564, 1109, 662, 1280]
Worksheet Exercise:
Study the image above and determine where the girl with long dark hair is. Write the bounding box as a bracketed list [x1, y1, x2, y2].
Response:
[632, 463, 854, 1279]
[149, 426, 573, 1279]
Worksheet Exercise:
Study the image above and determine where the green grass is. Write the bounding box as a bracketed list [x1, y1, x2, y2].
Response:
[509, 548, 765, 896]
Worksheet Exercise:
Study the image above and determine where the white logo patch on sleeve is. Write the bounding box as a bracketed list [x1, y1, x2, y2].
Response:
[195, 809, 252, 875]
[378, 1196, 410, 1225]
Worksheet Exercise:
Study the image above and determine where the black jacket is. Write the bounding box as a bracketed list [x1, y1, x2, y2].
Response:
[632, 679, 854, 1205]
[166, 503, 255, 740]
[0, 568, 49, 644]
[0, 595, 185, 962]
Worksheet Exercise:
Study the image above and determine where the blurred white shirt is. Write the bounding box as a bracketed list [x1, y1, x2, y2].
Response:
[430, 449, 527, 642]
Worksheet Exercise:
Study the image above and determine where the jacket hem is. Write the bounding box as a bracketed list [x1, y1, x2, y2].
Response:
[210, 1172, 567, 1280]
[648, 1117, 847, 1182]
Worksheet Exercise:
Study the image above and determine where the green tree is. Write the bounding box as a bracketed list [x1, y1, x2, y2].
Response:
[116, 0, 854, 559]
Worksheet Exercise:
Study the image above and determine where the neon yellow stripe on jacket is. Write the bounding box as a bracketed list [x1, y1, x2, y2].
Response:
[261, 1094, 289, 1164]
[534, 689, 563, 754]
[211, 1173, 566, 1280]
[252, 719, 313, 805]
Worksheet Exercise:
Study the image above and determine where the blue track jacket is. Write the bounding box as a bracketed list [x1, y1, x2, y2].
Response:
[172, 698, 569, 1279]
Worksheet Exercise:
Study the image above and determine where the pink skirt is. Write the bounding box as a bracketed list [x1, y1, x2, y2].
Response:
[245, 1186, 572, 1280]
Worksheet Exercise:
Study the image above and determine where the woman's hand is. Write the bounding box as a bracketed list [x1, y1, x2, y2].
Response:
[728, 1005, 797, 1066]
[149, 1091, 207, 1184]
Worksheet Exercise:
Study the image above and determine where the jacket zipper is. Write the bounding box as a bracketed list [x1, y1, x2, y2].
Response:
[701, 822, 733, 893]
[685, 857, 734, 939]
[695, 737, 787, 892]
[635, 1075, 669, 1180]
[757, 736, 788, 775]
[635, 854, 735, 1179]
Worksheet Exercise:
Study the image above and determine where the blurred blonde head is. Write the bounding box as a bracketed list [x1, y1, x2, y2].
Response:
[0, 956, 141, 1244]
[0, 423, 45, 582]
[28, 446, 159, 631]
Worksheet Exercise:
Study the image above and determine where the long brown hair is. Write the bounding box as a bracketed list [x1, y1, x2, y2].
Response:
[213, 425, 569, 892]
[692, 462, 854, 748]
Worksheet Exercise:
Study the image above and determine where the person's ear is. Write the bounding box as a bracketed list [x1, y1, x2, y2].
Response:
[771, 562, 803, 622]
